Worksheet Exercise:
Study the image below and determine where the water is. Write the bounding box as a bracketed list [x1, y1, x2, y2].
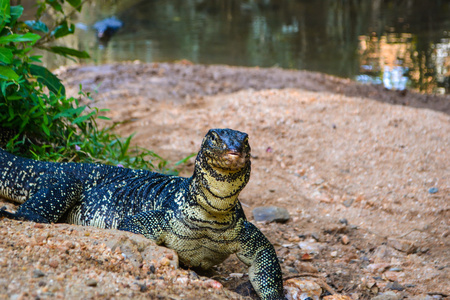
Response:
[35, 0, 450, 94]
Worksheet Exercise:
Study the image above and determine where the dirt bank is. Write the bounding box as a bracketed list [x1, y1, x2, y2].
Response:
[1, 62, 449, 299]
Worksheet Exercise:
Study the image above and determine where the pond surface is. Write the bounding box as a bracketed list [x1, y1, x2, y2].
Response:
[37, 0, 450, 94]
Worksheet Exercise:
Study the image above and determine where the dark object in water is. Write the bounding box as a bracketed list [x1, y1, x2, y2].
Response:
[93, 17, 123, 44]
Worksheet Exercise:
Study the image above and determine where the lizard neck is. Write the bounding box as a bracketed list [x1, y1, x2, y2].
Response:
[189, 151, 250, 215]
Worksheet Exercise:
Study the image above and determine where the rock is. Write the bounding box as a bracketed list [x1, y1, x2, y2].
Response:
[389, 267, 403, 272]
[32, 269, 45, 278]
[252, 206, 290, 223]
[387, 238, 417, 254]
[386, 281, 405, 291]
[342, 198, 354, 207]
[48, 259, 59, 268]
[284, 279, 321, 300]
[204, 279, 222, 289]
[341, 235, 350, 245]
[86, 279, 98, 287]
[367, 263, 390, 273]
[371, 291, 401, 300]
[428, 187, 438, 194]
[323, 295, 353, 300]
[106, 233, 178, 269]
[383, 271, 400, 282]
[372, 245, 400, 262]
[294, 261, 318, 273]
[298, 240, 326, 254]
[311, 232, 320, 241]
[339, 218, 348, 225]
[301, 253, 314, 261]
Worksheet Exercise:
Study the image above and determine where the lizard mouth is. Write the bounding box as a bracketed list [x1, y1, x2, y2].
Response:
[218, 150, 249, 170]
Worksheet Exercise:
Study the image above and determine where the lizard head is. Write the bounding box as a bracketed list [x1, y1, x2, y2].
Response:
[200, 128, 251, 171]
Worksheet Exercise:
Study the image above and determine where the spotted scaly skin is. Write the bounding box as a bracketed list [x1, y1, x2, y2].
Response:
[0, 128, 284, 299]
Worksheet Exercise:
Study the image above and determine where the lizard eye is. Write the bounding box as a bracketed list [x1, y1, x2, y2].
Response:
[210, 133, 220, 144]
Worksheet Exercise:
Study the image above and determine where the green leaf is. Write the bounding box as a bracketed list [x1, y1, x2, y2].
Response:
[6, 95, 22, 100]
[41, 123, 50, 136]
[0, 47, 13, 63]
[97, 116, 111, 120]
[7, 105, 14, 121]
[72, 114, 90, 124]
[30, 55, 43, 63]
[54, 106, 85, 119]
[29, 64, 65, 96]
[9, 6, 23, 26]
[67, 0, 82, 11]
[0, 0, 10, 31]
[49, 46, 90, 59]
[20, 115, 29, 129]
[0, 33, 41, 44]
[0, 65, 19, 80]
[46, 0, 63, 12]
[24, 20, 49, 33]
[51, 21, 75, 39]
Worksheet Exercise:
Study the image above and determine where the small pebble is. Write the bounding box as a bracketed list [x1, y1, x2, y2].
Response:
[149, 265, 156, 274]
[189, 270, 199, 280]
[284, 279, 321, 300]
[176, 276, 189, 285]
[387, 238, 416, 254]
[371, 291, 401, 300]
[160, 257, 171, 266]
[323, 295, 353, 300]
[229, 273, 244, 278]
[342, 199, 354, 207]
[367, 263, 391, 273]
[389, 267, 403, 272]
[48, 259, 59, 268]
[204, 279, 222, 289]
[298, 240, 324, 254]
[386, 281, 405, 291]
[86, 279, 98, 287]
[428, 187, 438, 194]
[341, 235, 350, 245]
[311, 233, 320, 241]
[32, 269, 45, 278]
[383, 271, 399, 282]
[252, 206, 290, 223]
[339, 218, 348, 225]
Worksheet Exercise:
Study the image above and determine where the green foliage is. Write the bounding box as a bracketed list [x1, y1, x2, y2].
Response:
[0, 0, 184, 174]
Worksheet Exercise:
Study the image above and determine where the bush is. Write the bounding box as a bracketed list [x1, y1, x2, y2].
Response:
[0, 0, 186, 173]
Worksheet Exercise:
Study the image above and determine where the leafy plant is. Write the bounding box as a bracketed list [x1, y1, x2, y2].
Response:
[0, 0, 187, 174]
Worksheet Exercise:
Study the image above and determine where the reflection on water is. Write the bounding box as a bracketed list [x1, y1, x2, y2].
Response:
[33, 0, 450, 94]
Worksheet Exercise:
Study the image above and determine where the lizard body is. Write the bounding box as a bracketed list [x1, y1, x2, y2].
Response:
[0, 128, 284, 299]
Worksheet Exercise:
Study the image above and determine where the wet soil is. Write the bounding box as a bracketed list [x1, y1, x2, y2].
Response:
[1, 62, 449, 299]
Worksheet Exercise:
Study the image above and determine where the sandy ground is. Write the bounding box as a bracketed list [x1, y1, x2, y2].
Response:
[1, 62, 449, 299]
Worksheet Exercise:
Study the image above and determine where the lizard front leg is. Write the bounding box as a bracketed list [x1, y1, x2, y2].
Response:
[236, 221, 285, 300]
[118, 210, 170, 244]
